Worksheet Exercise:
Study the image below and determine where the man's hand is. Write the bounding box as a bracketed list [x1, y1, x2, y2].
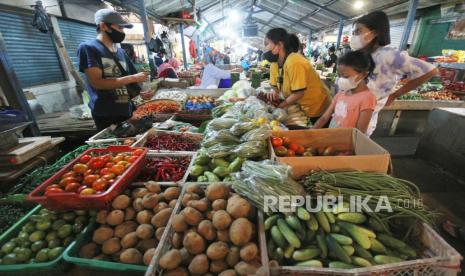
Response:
[131, 72, 149, 83]
[140, 90, 155, 100]
[266, 91, 280, 103]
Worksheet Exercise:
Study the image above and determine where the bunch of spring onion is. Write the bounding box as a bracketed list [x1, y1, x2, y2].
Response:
[301, 171, 437, 239]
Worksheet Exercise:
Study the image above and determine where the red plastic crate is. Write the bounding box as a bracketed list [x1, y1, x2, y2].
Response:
[27, 146, 148, 210]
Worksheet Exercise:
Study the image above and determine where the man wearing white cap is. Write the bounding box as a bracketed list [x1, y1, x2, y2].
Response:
[78, 9, 150, 130]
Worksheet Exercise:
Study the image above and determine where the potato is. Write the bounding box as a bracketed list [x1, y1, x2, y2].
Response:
[137, 238, 157, 253]
[212, 199, 227, 210]
[207, 241, 230, 260]
[79, 242, 100, 258]
[219, 269, 237, 276]
[172, 214, 188, 233]
[93, 226, 114, 244]
[133, 198, 144, 212]
[151, 208, 172, 228]
[137, 210, 154, 224]
[229, 218, 253, 246]
[234, 261, 260, 276]
[197, 220, 216, 241]
[226, 197, 251, 219]
[142, 193, 159, 209]
[172, 232, 183, 249]
[115, 221, 138, 238]
[179, 248, 192, 266]
[132, 187, 149, 198]
[182, 207, 203, 226]
[96, 210, 108, 224]
[143, 248, 156, 266]
[212, 210, 232, 230]
[120, 248, 143, 264]
[210, 260, 228, 273]
[164, 187, 181, 201]
[217, 230, 230, 242]
[165, 267, 189, 276]
[145, 181, 161, 193]
[159, 249, 182, 270]
[169, 199, 177, 208]
[186, 184, 203, 195]
[153, 202, 169, 214]
[188, 198, 210, 212]
[155, 226, 165, 241]
[121, 232, 139, 249]
[183, 231, 206, 254]
[136, 224, 154, 239]
[240, 243, 258, 261]
[226, 246, 240, 267]
[112, 194, 131, 210]
[206, 210, 215, 220]
[182, 193, 200, 207]
[206, 183, 230, 201]
[188, 254, 209, 274]
[106, 210, 124, 226]
[102, 237, 121, 255]
[124, 207, 136, 221]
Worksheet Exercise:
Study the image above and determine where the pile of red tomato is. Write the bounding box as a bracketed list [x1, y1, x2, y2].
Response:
[44, 149, 144, 196]
[271, 136, 307, 157]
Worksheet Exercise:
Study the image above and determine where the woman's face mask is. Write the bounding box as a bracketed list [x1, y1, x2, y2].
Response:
[350, 26, 375, 50]
[263, 50, 278, 62]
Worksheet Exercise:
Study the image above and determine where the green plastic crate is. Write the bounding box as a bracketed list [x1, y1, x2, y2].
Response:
[0, 205, 91, 275]
[63, 222, 147, 275]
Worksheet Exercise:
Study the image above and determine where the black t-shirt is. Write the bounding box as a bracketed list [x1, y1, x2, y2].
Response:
[325, 53, 338, 73]
[78, 39, 137, 117]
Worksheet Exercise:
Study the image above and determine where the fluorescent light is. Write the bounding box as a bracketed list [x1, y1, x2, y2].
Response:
[353, 1, 364, 9]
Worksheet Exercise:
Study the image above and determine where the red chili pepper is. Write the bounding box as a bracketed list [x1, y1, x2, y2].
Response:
[138, 156, 190, 182]
[145, 133, 199, 151]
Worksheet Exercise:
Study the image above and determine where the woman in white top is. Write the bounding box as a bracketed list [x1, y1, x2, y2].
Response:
[351, 11, 438, 136]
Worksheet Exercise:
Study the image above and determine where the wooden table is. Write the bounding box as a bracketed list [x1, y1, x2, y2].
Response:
[36, 112, 96, 136]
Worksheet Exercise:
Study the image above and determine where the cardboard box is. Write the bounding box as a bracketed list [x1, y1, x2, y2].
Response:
[270, 128, 391, 178]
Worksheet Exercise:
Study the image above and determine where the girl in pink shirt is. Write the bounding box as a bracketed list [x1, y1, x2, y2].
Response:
[314, 50, 376, 135]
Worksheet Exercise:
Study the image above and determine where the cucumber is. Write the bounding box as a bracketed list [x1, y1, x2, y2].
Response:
[316, 234, 327, 258]
[267, 239, 276, 259]
[265, 215, 280, 231]
[369, 238, 388, 254]
[357, 226, 376, 238]
[277, 219, 301, 249]
[305, 230, 316, 243]
[374, 255, 404, 265]
[337, 213, 367, 224]
[271, 226, 287, 248]
[204, 171, 220, 182]
[284, 245, 295, 259]
[295, 260, 323, 268]
[329, 261, 356, 269]
[332, 202, 350, 214]
[330, 234, 353, 245]
[337, 222, 372, 249]
[331, 224, 341, 233]
[316, 211, 331, 233]
[397, 245, 417, 258]
[325, 212, 336, 224]
[351, 256, 373, 267]
[368, 217, 387, 233]
[297, 207, 311, 221]
[306, 215, 319, 231]
[275, 247, 284, 262]
[326, 234, 351, 264]
[285, 215, 303, 232]
[292, 248, 321, 261]
[377, 233, 408, 250]
[296, 228, 306, 242]
[354, 244, 373, 261]
[342, 245, 355, 256]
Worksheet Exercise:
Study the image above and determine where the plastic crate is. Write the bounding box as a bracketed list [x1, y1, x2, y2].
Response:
[85, 127, 138, 146]
[132, 129, 203, 153]
[0, 205, 93, 275]
[27, 146, 148, 210]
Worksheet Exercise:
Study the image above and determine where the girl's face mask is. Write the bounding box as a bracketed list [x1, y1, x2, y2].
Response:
[336, 74, 364, 92]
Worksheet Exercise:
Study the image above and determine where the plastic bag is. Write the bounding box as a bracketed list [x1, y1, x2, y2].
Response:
[206, 143, 236, 158]
[233, 140, 268, 159]
[230, 122, 257, 136]
[212, 103, 234, 118]
[208, 118, 239, 130]
[240, 126, 271, 142]
[202, 129, 240, 148]
[272, 108, 288, 122]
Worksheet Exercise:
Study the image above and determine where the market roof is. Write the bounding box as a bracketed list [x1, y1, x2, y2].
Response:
[108, 0, 450, 48]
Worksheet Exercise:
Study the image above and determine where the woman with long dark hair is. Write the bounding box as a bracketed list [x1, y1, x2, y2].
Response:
[352, 11, 438, 135]
[264, 28, 332, 125]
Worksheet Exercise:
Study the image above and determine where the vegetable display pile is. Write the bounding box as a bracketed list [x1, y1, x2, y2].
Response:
[271, 136, 353, 157]
[155, 90, 188, 103]
[0, 208, 93, 265]
[185, 95, 216, 111]
[132, 101, 181, 120]
[285, 105, 308, 127]
[157, 183, 265, 275]
[445, 81, 465, 92]
[137, 156, 191, 182]
[0, 205, 31, 235]
[144, 133, 201, 152]
[79, 183, 180, 266]
[43, 149, 144, 196]
[421, 91, 460, 101]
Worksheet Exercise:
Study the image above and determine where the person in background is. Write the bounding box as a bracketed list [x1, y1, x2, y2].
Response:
[240, 57, 250, 71]
[157, 58, 179, 79]
[352, 11, 438, 136]
[78, 9, 150, 130]
[154, 49, 165, 67]
[222, 53, 231, 65]
[325, 46, 338, 73]
[199, 63, 231, 89]
[215, 53, 225, 65]
[313, 51, 376, 134]
[264, 28, 331, 125]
